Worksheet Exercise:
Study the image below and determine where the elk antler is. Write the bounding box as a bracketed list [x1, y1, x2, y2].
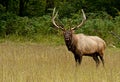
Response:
[71, 9, 86, 30]
[52, 8, 64, 31]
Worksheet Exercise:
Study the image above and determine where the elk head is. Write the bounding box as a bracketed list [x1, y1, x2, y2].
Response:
[52, 8, 86, 50]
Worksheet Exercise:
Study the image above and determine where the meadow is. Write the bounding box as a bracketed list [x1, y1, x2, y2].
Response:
[0, 41, 120, 82]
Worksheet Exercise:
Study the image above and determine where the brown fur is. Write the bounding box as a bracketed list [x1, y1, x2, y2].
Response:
[64, 30, 106, 67]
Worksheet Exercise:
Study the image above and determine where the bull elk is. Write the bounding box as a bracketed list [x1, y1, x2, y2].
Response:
[52, 8, 106, 67]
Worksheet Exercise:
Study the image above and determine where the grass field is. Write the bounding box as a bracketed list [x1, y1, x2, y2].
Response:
[0, 41, 120, 82]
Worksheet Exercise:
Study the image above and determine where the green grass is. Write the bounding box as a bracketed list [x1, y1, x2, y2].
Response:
[0, 42, 120, 82]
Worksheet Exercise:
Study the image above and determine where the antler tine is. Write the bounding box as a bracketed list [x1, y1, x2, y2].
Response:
[52, 7, 64, 31]
[52, 7, 56, 17]
[52, 8, 59, 28]
[71, 9, 86, 30]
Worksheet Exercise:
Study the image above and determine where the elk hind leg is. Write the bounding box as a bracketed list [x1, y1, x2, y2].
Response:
[93, 55, 100, 67]
[99, 53, 105, 67]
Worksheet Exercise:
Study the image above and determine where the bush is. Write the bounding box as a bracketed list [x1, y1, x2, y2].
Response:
[0, 12, 18, 37]
[0, 11, 120, 47]
[0, 13, 59, 42]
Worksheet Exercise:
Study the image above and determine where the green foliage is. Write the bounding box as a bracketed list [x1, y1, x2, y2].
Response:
[0, 12, 18, 36]
[0, 4, 5, 13]
[0, 12, 62, 44]
[26, 0, 46, 17]
[0, 0, 120, 17]
[57, 2, 75, 18]
[0, 14, 54, 37]
[0, 0, 120, 46]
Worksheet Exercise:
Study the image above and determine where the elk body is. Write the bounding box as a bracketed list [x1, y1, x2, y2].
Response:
[52, 8, 106, 67]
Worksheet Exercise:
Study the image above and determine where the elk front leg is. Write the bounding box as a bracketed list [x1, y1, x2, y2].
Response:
[78, 56, 82, 65]
[74, 54, 82, 66]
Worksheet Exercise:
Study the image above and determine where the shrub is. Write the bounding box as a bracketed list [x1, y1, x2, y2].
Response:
[0, 11, 120, 47]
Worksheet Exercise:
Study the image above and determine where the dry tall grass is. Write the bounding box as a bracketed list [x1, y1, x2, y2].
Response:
[0, 42, 120, 82]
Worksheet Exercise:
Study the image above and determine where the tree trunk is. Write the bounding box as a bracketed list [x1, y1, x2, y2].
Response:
[19, 0, 25, 16]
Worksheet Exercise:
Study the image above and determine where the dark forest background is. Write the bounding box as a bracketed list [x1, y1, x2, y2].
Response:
[0, 0, 120, 47]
